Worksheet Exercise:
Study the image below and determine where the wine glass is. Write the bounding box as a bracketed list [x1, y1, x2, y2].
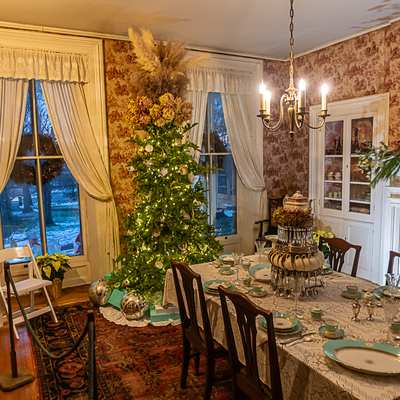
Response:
[292, 273, 303, 318]
[386, 273, 400, 297]
[232, 252, 244, 286]
[380, 295, 400, 344]
[254, 240, 266, 263]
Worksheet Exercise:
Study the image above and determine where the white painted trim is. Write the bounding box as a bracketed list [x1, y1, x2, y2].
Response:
[309, 93, 389, 284]
[0, 28, 110, 283]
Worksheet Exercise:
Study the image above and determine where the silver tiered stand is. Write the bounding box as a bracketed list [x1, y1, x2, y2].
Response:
[269, 225, 323, 297]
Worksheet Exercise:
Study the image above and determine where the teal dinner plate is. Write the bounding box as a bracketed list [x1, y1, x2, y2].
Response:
[265, 235, 278, 240]
[342, 291, 362, 299]
[248, 288, 268, 298]
[319, 326, 344, 339]
[322, 267, 333, 275]
[204, 279, 232, 292]
[323, 340, 400, 376]
[203, 283, 236, 295]
[219, 254, 232, 260]
[249, 264, 271, 282]
[259, 317, 303, 336]
[219, 268, 234, 276]
[378, 285, 400, 298]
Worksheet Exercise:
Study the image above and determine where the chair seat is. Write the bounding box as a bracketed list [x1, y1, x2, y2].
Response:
[2, 278, 52, 295]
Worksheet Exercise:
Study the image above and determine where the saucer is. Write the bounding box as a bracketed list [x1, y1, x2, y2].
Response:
[219, 268, 234, 275]
[249, 288, 268, 298]
[319, 326, 344, 339]
[342, 291, 362, 299]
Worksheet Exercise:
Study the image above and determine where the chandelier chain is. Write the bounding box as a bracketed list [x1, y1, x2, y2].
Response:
[289, 0, 295, 89]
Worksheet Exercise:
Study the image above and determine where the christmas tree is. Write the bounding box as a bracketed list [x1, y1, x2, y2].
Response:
[108, 29, 223, 299]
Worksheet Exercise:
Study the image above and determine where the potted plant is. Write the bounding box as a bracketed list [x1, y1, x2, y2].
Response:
[36, 253, 72, 299]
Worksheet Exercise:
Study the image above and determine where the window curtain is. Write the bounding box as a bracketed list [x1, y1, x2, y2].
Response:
[188, 67, 267, 219]
[0, 46, 119, 266]
[0, 77, 29, 194]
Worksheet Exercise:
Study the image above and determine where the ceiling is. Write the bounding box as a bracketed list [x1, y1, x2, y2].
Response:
[1, 0, 400, 59]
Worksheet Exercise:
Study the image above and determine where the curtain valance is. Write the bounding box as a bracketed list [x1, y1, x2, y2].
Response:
[0, 46, 89, 83]
[188, 67, 253, 95]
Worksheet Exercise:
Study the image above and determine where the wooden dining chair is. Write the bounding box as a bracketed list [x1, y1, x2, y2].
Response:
[387, 250, 400, 275]
[170, 259, 229, 400]
[318, 237, 361, 277]
[218, 286, 283, 400]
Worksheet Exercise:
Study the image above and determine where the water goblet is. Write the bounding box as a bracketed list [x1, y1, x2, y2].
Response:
[381, 296, 400, 345]
[232, 252, 244, 286]
[292, 273, 303, 318]
[386, 273, 400, 297]
[254, 240, 266, 263]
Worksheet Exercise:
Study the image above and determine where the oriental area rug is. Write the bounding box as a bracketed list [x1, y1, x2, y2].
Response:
[30, 301, 233, 399]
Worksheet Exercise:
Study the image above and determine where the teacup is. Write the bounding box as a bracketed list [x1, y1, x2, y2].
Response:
[391, 320, 400, 331]
[325, 319, 339, 335]
[242, 277, 252, 286]
[347, 285, 358, 295]
[252, 284, 263, 293]
[242, 259, 251, 269]
[310, 305, 323, 319]
[221, 266, 231, 274]
[294, 255, 304, 271]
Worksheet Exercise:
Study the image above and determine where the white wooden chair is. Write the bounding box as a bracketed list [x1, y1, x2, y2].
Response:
[0, 244, 58, 339]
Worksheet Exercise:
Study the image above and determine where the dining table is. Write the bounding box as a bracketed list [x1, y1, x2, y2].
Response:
[163, 254, 400, 400]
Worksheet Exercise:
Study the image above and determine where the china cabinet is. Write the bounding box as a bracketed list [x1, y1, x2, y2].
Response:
[309, 94, 389, 283]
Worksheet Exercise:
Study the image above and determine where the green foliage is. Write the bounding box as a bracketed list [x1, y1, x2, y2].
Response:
[357, 142, 400, 188]
[272, 207, 313, 228]
[107, 119, 223, 299]
[313, 230, 335, 259]
[36, 253, 71, 281]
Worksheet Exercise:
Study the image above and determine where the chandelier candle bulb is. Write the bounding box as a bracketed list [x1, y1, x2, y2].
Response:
[298, 79, 306, 110]
[259, 81, 267, 111]
[265, 90, 271, 115]
[321, 84, 328, 111]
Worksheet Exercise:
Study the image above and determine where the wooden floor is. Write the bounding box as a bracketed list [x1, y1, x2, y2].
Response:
[0, 284, 90, 400]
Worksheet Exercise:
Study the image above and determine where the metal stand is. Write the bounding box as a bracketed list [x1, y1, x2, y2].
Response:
[0, 263, 35, 391]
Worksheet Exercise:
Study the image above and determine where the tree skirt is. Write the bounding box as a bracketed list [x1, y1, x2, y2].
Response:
[30, 301, 232, 400]
[99, 304, 181, 327]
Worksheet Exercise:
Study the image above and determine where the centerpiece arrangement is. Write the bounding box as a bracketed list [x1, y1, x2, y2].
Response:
[106, 29, 223, 316]
[268, 191, 325, 295]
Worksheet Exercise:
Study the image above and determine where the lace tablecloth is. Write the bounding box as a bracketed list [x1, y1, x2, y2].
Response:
[163, 254, 400, 400]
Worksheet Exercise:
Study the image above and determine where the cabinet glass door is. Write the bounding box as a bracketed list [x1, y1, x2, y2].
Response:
[323, 120, 343, 211]
[349, 117, 373, 215]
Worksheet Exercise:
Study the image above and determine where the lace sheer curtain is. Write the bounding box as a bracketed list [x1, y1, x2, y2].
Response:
[0, 77, 29, 194]
[188, 67, 267, 219]
[0, 46, 120, 265]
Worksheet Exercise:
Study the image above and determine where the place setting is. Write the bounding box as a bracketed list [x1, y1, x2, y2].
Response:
[203, 280, 235, 295]
[258, 313, 304, 338]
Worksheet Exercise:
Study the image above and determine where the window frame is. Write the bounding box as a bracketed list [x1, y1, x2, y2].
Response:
[187, 52, 263, 255]
[0, 28, 108, 286]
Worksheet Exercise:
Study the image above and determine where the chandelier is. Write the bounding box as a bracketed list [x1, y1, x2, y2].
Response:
[257, 0, 330, 140]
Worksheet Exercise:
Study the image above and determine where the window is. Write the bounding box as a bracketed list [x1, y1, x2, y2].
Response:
[199, 92, 237, 236]
[0, 80, 83, 258]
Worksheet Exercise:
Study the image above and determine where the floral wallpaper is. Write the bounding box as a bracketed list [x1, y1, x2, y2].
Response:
[263, 19, 400, 196]
[104, 39, 138, 240]
[104, 20, 400, 244]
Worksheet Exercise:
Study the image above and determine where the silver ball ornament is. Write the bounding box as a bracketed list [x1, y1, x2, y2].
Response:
[120, 292, 146, 320]
[88, 279, 111, 306]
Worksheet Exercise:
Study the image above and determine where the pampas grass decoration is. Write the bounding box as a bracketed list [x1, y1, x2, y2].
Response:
[128, 28, 208, 102]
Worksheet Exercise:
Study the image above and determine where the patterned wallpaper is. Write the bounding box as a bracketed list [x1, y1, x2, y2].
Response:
[104, 39, 138, 240]
[262, 19, 400, 197]
[104, 21, 400, 243]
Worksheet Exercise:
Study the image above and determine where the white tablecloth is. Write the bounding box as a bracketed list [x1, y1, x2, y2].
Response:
[163, 254, 400, 400]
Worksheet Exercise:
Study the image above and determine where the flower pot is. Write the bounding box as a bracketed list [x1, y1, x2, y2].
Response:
[47, 278, 63, 300]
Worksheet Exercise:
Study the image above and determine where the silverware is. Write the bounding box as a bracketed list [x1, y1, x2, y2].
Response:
[280, 331, 315, 345]
[287, 334, 314, 347]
